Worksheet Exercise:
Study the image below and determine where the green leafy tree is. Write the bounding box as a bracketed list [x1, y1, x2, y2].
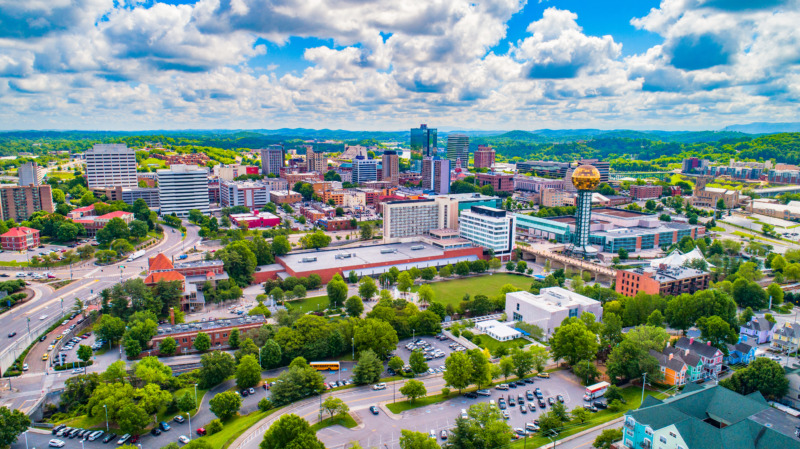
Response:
[198, 351, 236, 388]
[0, 406, 31, 448]
[550, 321, 599, 366]
[720, 357, 789, 400]
[449, 403, 511, 449]
[572, 360, 600, 385]
[209, 391, 242, 420]
[116, 402, 150, 435]
[300, 230, 331, 249]
[271, 235, 291, 256]
[194, 332, 211, 352]
[354, 318, 399, 359]
[696, 315, 737, 354]
[345, 295, 364, 318]
[571, 406, 591, 423]
[321, 397, 349, 419]
[417, 284, 435, 305]
[388, 356, 404, 374]
[399, 430, 440, 449]
[499, 356, 514, 380]
[510, 348, 535, 379]
[397, 271, 413, 293]
[443, 351, 474, 393]
[593, 428, 624, 449]
[326, 277, 348, 308]
[95, 314, 126, 345]
[293, 284, 306, 299]
[400, 380, 427, 403]
[260, 340, 282, 369]
[177, 391, 196, 416]
[260, 414, 324, 449]
[409, 350, 428, 375]
[228, 328, 241, 349]
[236, 354, 262, 389]
[358, 276, 378, 300]
[159, 336, 177, 356]
[352, 349, 383, 385]
[605, 384, 624, 404]
[468, 349, 492, 389]
[646, 309, 664, 327]
[270, 363, 325, 405]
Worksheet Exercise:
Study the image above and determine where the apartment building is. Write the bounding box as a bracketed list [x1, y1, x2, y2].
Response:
[0, 185, 54, 221]
[0, 226, 40, 250]
[260, 145, 285, 176]
[630, 184, 663, 199]
[305, 146, 328, 173]
[421, 157, 450, 194]
[382, 197, 460, 242]
[458, 206, 515, 260]
[514, 176, 564, 193]
[616, 266, 710, 297]
[473, 145, 495, 169]
[269, 191, 302, 204]
[381, 150, 400, 186]
[157, 165, 210, 217]
[18, 162, 44, 186]
[85, 144, 138, 188]
[219, 180, 271, 209]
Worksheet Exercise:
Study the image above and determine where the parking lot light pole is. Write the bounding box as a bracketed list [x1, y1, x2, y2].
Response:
[103, 404, 109, 432]
[23, 430, 28, 449]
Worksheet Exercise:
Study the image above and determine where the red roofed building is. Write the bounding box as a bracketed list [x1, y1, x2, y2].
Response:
[144, 270, 186, 285]
[145, 253, 226, 312]
[1, 226, 40, 250]
[69, 205, 134, 236]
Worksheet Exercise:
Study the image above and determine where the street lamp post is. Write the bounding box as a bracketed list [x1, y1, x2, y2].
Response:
[352, 337, 355, 360]
[641, 372, 647, 405]
[103, 404, 109, 432]
[23, 430, 28, 449]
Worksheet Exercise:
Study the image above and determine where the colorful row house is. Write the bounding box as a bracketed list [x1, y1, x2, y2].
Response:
[725, 340, 758, 366]
[739, 316, 773, 345]
[772, 322, 800, 353]
[651, 343, 705, 386]
[674, 337, 724, 377]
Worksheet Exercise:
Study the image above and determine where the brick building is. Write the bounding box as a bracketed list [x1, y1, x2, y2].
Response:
[0, 226, 40, 250]
[229, 211, 281, 228]
[475, 172, 515, 193]
[0, 185, 54, 222]
[630, 184, 663, 199]
[616, 266, 710, 297]
[473, 145, 495, 169]
[269, 191, 302, 204]
[150, 316, 267, 354]
[71, 209, 135, 236]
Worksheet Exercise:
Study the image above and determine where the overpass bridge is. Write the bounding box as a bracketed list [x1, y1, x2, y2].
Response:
[610, 171, 675, 181]
[517, 246, 618, 283]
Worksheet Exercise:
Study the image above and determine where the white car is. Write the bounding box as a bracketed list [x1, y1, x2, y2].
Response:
[39, 314, 48, 320]
[178, 435, 190, 444]
[49, 439, 65, 448]
[373, 383, 386, 390]
[22, 363, 28, 371]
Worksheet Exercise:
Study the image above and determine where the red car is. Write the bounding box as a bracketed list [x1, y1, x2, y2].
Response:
[196, 428, 206, 436]
[130, 435, 140, 444]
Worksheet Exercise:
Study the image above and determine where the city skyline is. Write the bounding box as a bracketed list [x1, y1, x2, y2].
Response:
[1, 1, 799, 130]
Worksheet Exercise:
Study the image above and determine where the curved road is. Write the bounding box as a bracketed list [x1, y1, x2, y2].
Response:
[0, 223, 202, 411]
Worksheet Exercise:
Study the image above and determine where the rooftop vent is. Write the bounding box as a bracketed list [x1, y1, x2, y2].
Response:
[302, 257, 317, 263]
[381, 249, 398, 254]
[411, 245, 425, 250]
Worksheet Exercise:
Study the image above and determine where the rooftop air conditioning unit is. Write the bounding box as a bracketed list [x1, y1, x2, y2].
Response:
[411, 245, 424, 250]
[302, 257, 317, 262]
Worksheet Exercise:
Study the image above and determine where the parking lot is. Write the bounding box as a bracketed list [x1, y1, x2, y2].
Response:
[318, 370, 592, 448]
[0, 241, 83, 264]
[390, 336, 464, 376]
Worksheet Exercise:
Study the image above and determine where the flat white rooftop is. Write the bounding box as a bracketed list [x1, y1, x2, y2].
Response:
[508, 287, 599, 313]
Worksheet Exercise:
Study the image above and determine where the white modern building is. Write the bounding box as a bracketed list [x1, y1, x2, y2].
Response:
[18, 162, 44, 186]
[352, 156, 379, 184]
[475, 319, 522, 342]
[260, 145, 284, 176]
[85, 144, 137, 188]
[157, 165, 210, 217]
[219, 180, 271, 209]
[458, 206, 515, 261]
[506, 287, 602, 340]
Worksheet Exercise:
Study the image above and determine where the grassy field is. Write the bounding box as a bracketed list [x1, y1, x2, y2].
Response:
[473, 336, 529, 355]
[386, 391, 456, 414]
[142, 157, 168, 169]
[508, 386, 665, 448]
[311, 413, 358, 431]
[286, 295, 330, 313]
[201, 409, 275, 449]
[414, 273, 533, 307]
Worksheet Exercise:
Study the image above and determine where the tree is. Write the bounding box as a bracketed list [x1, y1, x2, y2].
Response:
[439, 264, 452, 278]
[443, 351, 474, 393]
[270, 362, 325, 405]
[399, 430, 440, 449]
[300, 230, 331, 249]
[271, 235, 291, 256]
[720, 357, 789, 400]
[123, 337, 142, 358]
[551, 400, 569, 421]
[409, 350, 429, 375]
[209, 391, 242, 420]
[177, 391, 196, 416]
[696, 316, 737, 353]
[159, 336, 177, 356]
[449, 403, 511, 449]
[646, 309, 664, 327]
[354, 318, 399, 359]
[515, 260, 527, 273]
[766, 283, 784, 306]
[510, 348, 535, 379]
[260, 414, 324, 449]
[593, 428, 623, 449]
[95, 314, 126, 345]
[605, 384, 624, 404]
[129, 219, 148, 240]
[397, 271, 413, 293]
[421, 266, 437, 280]
[360, 223, 373, 240]
[236, 354, 262, 389]
[326, 277, 348, 308]
[499, 356, 514, 380]
[352, 349, 383, 385]
[198, 351, 236, 388]
[228, 328, 241, 350]
[293, 284, 306, 299]
[348, 270, 359, 284]
[572, 360, 600, 385]
[550, 321, 598, 366]
[467, 349, 492, 389]
[358, 276, 378, 301]
[345, 295, 364, 317]
[388, 356, 404, 374]
[417, 284, 435, 305]
[0, 406, 31, 448]
[260, 340, 282, 369]
[321, 397, 349, 419]
[400, 379, 427, 403]
[194, 332, 211, 352]
[116, 402, 150, 435]
[571, 406, 591, 423]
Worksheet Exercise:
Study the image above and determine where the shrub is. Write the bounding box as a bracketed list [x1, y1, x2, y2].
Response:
[206, 419, 223, 435]
[441, 387, 450, 397]
[258, 397, 273, 412]
[461, 330, 474, 341]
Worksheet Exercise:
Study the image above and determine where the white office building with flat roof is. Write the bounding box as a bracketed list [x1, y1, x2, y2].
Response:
[458, 206, 515, 261]
[506, 287, 602, 340]
[85, 144, 137, 188]
[157, 165, 210, 217]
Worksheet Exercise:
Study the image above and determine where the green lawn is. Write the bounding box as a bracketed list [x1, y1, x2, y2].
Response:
[286, 295, 330, 313]
[311, 413, 357, 431]
[387, 391, 457, 414]
[473, 336, 529, 355]
[413, 273, 533, 307]
[508, 386, 665, 448]
[142, 158, 168, 169]
[200, 409, 276, 449]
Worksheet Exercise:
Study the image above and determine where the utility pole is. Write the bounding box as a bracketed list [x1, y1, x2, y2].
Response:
[641, 372, 647, 405]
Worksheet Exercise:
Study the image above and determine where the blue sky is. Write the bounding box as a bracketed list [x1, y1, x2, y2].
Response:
[0, 0, 798, 130]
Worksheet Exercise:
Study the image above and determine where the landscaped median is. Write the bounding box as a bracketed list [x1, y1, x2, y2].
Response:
[311, 413, 357, 431]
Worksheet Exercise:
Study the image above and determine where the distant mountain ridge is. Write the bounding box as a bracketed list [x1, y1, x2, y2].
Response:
[722, 122, 800, 134]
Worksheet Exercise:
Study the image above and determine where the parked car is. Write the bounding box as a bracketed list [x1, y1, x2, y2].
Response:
[373, 383, 386, 390]
[178, 435, 190, 444]
[196, 428, 207, 436]
[116, 434, 131, 445]
[174, 415, 186, 423]
[102, 433, 117, 444]
[370, 406, 379, 415]
[151, 428, 162, 436]
[538, 372, 550, 378]
[49, 439, 66, 447]
[159, 421, 171, 431]
[52, 425, 66, 435]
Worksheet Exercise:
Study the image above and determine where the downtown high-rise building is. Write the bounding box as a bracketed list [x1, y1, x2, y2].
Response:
[260, 145, 285, 176]
[0, 185, 54, 221]
[421, 157, 450, 194]
[381, 150, 400, 186]
[85, 144, 138, 188]
[352, 156, 379, 184]
[410, 124, 437, 157]
[473, 145, 495, 170]
[306, 146, 328, 174]
[446, 134, 469, 167]
[18, 162, 44, 186]
[157, 165, 210, 217]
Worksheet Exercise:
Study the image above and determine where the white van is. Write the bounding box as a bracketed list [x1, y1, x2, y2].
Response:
[460, 409, 468, 419]
[489, 400, 496, 408]
[15, 272, 25, 278]
[429, 430, 436, 439]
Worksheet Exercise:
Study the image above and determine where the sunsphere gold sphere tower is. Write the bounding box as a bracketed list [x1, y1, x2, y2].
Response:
[569, 165, 601, 259]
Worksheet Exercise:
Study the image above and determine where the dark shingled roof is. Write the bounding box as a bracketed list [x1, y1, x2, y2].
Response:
[742, 317, 773, 333]
[664, 345, 703, 367]
[675, 337, 723, 359]
[650, 349, 687, 373]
